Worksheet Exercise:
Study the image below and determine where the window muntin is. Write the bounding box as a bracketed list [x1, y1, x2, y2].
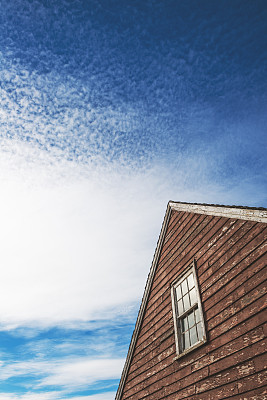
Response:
[171, 262, 206, 357]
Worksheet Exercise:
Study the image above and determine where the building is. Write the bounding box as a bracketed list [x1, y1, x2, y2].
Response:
[116, 202, 267, 400]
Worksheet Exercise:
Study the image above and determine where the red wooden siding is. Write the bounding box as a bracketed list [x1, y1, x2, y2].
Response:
[120, 210, 267, 400]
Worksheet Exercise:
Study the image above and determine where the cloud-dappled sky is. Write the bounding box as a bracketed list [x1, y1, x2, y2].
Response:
[0, 0, 266, 399]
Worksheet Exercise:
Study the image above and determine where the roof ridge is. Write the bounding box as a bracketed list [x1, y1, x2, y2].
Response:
[168, 202, 267, 223]
[169, 200, 267, 211]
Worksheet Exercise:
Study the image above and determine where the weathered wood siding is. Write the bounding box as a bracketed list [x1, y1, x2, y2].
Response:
[121, 210, 267, 399]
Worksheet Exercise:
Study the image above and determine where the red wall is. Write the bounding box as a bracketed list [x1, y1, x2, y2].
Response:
[121, 210, 267, 399]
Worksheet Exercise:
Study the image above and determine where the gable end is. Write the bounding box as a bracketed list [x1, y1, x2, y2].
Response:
[116, 201, 267, 399]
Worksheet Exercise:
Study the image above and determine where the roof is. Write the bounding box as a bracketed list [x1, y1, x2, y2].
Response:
[115, 201, 267, 399]
[168, 201, 267, 223]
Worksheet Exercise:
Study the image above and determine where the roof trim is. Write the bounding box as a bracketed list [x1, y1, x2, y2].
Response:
[115, 202, 172, 400]
[115, 202, 267, 399]
[169, 201, 267, 223]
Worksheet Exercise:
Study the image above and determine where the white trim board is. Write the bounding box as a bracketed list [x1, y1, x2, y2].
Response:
[169, 202, 267, 223]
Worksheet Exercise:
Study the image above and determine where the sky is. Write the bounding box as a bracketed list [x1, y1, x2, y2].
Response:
[0, 0, 266, 399]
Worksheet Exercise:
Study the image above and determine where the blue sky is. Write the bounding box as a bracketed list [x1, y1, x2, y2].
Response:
[0, 0, 266, 399]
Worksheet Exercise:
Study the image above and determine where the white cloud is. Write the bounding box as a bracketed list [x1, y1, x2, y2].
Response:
[0, 394, 61, 400]
[0, 357, 124, 390]
[68, 394, 116, 400]
[0, 393, 116, 400]
[39, 358, 124, 388]
[0, 133, 262, 330]
[0, 140, 167, 329]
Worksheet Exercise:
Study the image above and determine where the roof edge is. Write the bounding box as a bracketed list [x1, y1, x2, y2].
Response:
[169, 201, 267, 223]
[115, 203, 172, 400]
[115, 201, 267, 399]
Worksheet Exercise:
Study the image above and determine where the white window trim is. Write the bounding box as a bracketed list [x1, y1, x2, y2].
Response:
[171, 260, 207, 359]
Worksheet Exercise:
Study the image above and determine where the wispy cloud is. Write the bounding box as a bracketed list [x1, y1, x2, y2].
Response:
[0, 393, 116, 400]
[0, 357, 124, 389]
[1, 0, 266, 187]
[0, 135, 265, 331]
[40, 358, 123, 388]
[68, 394, 117, 400]
[0, 320, 129, 398]
[0, 143, 163, 329]
[0, 393, 62, 400]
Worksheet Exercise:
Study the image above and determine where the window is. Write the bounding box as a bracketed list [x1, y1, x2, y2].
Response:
[171, 261, 207, 357]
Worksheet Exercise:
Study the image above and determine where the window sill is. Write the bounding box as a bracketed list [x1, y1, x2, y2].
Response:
[173, 338, 207, 361]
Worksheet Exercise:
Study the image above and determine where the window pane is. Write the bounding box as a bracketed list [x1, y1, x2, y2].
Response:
[184, 316, 188, 331]
[183, 331, 190, 350]
[181, 317, 187, 333]
[187, 273, 194, 289]
[176, 284, 182, 300]
[188, 310, 195, 328]
[183, 293, 190, 310]
[195, 307, 200, 323]
[178, 299, 184, 315]
[181, 279, 188, 296]
[197, 323, 203, 340]
[189, 287, 197, 306]
[190, 326, 198, 346]
[181, 316, 188, 332]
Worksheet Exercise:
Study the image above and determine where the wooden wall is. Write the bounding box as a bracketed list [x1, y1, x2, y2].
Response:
[120, 210, 267, 399]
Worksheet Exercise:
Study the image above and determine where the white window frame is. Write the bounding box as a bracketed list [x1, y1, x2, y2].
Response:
[171, 260, 207, 358]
